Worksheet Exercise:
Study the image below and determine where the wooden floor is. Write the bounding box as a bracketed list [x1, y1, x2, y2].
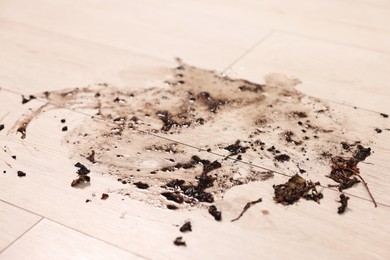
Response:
[1, 0, 390, 259]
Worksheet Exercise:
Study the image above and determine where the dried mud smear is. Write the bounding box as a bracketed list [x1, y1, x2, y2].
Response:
[13, 61, 374, 208]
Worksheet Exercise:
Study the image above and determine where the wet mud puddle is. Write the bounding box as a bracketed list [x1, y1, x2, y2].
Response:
[8, 60, 385, 213]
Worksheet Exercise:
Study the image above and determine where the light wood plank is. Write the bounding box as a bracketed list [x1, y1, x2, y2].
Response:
[0, 20, 171, 93]
[0, 219, 142, 259]
[153, 0, 390, 54]
[226, 31, 390, 113]
[0, 0, 272, 71]
[0, 201, 41, 252]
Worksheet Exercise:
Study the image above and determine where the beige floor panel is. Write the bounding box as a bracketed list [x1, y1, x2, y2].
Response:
[0, 0, 389, 259]
[0, 21, 171, 94]
[181, 0, 390, 54]
[0, 201, 41, 252]
[0, 219, 142, 259]
[0, 0, 272, 71]
[226, 31, 390, 113]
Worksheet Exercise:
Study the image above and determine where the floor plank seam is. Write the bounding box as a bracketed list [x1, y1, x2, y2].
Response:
[0, 198, 151, 259]
[221, 30, 275, 73]
[0, 217, 44, 254]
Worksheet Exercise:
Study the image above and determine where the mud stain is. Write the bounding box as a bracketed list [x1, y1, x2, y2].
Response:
[11, 60, 378, 209]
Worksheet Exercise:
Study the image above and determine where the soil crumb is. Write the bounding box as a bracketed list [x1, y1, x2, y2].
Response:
[327, 145, 376, 207]
[208, 205, 222, 221]
[17, 170, 26, 177]
[101, 193, 109, 200]
[337, 194, 349, 214]
[71, 175, 91, 187]
[179, 221, 192, 232]
[173, 237, 186, 246]
[273, 174, 323, 205]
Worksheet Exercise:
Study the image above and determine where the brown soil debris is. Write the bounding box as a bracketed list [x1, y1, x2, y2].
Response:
[327, 145, 377, 207]
[273, 174, 323, 205]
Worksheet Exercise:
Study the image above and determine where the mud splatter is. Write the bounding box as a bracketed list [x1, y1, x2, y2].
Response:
[9, 60, 378, 209]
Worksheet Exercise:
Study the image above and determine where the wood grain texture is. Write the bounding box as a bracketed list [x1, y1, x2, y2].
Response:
[0, 0, 389, 259]
[0, 219, 142, 260]
[0, 201, 41, 252]
[226, 31, 390, 113]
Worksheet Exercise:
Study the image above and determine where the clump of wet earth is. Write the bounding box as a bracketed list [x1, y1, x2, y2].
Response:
[11, 60, 378, 209]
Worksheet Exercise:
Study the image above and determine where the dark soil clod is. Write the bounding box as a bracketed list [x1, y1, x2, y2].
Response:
[179, 221, 192, 232]
[327, 145, 377, 207]
[21, 95, 37, 104]
[274, 154, 290, 162]
[208, 205, 222, 221]
[62, 126, 68, 132]
[224, 140, 248, 156]
[273, 174, 323, 205]
[86, 150, 96, 163]
[75, 162, 90, 175]
[71, 175, 90, 187]
[101, 193, 109, 200]
[167, 204, 178, 210]
[380, 113, 388, 118]
[173, 237, 186, 247]
[161, 191, 184, 204]
[134, 181, 149, 189]
[17, 170, 26, 177]
[353, 145, 371, 161]
[0, 124, 4, 132]
[337, 194, 350, 214]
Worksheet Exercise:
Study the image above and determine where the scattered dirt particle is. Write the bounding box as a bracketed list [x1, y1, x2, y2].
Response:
[167, 204, 178, 210]
[261, 210, 269, 215]
[61, 119, 66, 123]
[291, 111, 307, 118]
[134, 181, 149, 189]
[0, 124, 4, 131]
[62, 126, 68, 132]
[375, 128, 382, 133]
[86, 150, 96, 163]
[273, 174, 323, 205]
[101, 193, 109, 200]
[179, 221, 192, 232]
[17, 126, 27, 139]
[224, 140, 248, 156]
[21, 95, 36, 104]
[231, 198, 262, 222]
[208, 205, 222, 221]
[353, 145, 371, 161]
[173, 237, 186, 247]
[85, 199, 92, 203]
[274, 154, 290, 162]
[71, 175, 90, 187]
[337, 194, 349, 214]
[11, 155, 16, 160]
[75, 162, 90, 175]
[327, 145, 376, 207]
[161, 192, 184, 204]
[17, 170, 26, 177]
[380, 113, 388, 118]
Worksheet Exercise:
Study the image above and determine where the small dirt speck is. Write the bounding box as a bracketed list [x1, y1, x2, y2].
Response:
[17, 170, 26, 177]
